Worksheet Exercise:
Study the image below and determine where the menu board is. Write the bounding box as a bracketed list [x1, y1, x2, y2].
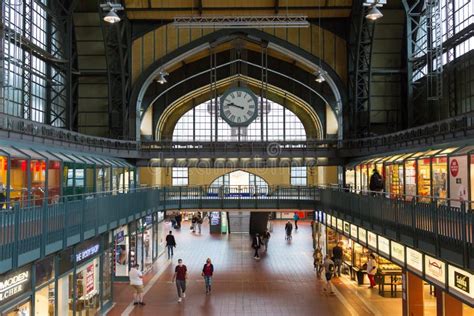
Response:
[449, 156, 468, 208]
[337, 218, 343, 232]
[448, 265, 474, 303]
[331, 216, 337, 228]
[343, 221, 350, 235]
[390, 241, 405, 265]
[358, 228, 367, 245]
[326, 214, 332, 226]
[406, 248, 423, 275]
[378, 236, 390, 256]
[425, 255, 446, 287]
[367, 231, 377, 250]
[350, 224, 358, 240]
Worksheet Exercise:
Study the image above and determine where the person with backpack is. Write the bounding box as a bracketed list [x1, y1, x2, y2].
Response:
[202, 258, 214, 294]
[322, 254, 335, 294]
[285, 221, 293, 240]
[196, 213, 203, 234]
[369, 169, 384, 195]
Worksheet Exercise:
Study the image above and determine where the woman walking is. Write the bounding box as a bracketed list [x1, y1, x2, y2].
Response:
[202, 258, 214, 294]
[367, 253, 378, 288]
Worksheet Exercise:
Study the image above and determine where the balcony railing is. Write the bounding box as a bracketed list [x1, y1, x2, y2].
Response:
[1, 185, 474, 273]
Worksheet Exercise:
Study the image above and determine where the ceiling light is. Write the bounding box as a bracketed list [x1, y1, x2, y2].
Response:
[366, 6, 383, 20]
[103, 9, 120, 23]
[314, 71, 326, 83]
[156, 71, 169, 84]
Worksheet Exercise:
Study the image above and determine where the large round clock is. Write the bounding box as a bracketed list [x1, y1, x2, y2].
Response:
[220, 87, 258, 127]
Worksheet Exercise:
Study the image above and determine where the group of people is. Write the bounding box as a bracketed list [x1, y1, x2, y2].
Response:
[251, 229, 271, 259]
[171, 212, 204, 233]
[313, 242, 379, 294]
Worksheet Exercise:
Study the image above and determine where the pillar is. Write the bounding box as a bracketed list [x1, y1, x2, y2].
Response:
[404, 271, 424, 316]
[444, 292, 463, 316]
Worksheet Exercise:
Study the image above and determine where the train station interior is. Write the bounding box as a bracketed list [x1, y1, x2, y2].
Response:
[0, 0, 473, 315]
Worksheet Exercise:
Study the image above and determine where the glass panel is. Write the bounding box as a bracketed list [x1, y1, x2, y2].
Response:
[34, 283, 55, 316]
[11, 158, 28, 207]
[75, 259, 100, 316]
[0, 156, 7, 209]
[31, 159, 46, 205]
[48, 160, 61, 204]
[432, 157, 448, 205]
[417, 158, 432, 201]
[291, 166, 307, 186]
[102, 249, 113, 305]
[405, 160, 417, 200]
[172, 167, 188, 186]
[86, 167, 94, 194]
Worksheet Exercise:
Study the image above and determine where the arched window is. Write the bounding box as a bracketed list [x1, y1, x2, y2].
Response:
[172, 98, 306, 142]
[209, 170, 269, 195]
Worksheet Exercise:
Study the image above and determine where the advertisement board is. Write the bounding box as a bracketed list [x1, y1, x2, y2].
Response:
[406, 248, 423, 275]
[449, 156, 468, 208]
[350, 224, 358, 240]
[358, 228, 367, 245]
[368, 231, 377, 250]
[378, 236, 390, 256]
[336, 218, 343, 232]
[448, 265, 474, 303]
[390, 241, 405, 265]
[425, 254, 446, 287]
[343, 221, 350, 235]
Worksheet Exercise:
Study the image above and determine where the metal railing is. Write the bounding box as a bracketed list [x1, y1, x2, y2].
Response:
[1, 184, 474, 273]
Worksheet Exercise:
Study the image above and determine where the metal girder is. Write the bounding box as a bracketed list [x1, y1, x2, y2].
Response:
[100, 2, 132, 139]
[173, 15, 310, 28]
[348, 0, 375, 137]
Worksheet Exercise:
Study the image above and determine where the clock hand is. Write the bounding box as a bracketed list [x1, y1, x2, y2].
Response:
[226, 103, 244, 110]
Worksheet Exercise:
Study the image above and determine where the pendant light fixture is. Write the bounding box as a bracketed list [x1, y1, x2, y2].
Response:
[315, 0, 326, 83]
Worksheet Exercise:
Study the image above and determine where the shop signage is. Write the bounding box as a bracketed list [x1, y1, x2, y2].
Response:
[448, 265, 474, 302]
[343, 221, 350, 235]
[0, 266, 31, 304]
[115, 230, 124, 244]
[378, 236, 390, 256]
[390, 241, 405, 265]
[449, 156, 468, 208]
[358, 228, 367, 245]
[86, 265, 95, 294]
[76, 244, 100, 264]
[331, 216, 337, 229]
[424, 255, 445, 286]
[337, 218, 343, 232]
[326, 214, 331, 226]
[406, 248, 423, 274]
[367, 231, 377, 250]
[350, 224, 358, 240]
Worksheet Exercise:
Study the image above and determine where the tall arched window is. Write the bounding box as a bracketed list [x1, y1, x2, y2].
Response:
[209, 170, 269, 195]
[172, 98, 306, 142]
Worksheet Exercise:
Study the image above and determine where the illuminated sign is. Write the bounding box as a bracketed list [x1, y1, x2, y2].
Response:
[406, 248, 423, 274]
[331, 216, 337, 229]
[424, 255, 445, 286]
[448, 265, 474, 302]
[326, 214, 332, 226]
[0, 267, 31, 304]
[76, 244, 100, 264]
[368, 231, 377, 250]
[390, 241, 405, 265]
[343, 221, 350, 235]
[350, 224, 358, 239]
[377, 236, 389, 256]
[358, 228, 367, 245]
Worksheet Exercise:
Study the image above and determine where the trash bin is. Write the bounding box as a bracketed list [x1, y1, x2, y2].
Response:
[356, 270, 365, 285]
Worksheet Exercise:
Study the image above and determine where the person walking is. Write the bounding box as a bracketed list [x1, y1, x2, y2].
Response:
[191, 214, 198, 232]
[285, 220, 293, 240]
[252, 233, 262, 259]
[175, 213, 182, 229]
[262, 229, 271, 251]
[367, 253, 378, 288]
[322, 255, 335, 294]
[202, 258, 214, 294]
[313, 247, 323, 279]
[172, 259, 188, 302]
[129, 263, 145, 305]
[369, 169, 384, 195]
[166, 231, 176, 259]
[332, 241, 343, 277]
[196, 213, 203, 234]
[293, 212, 300, 230]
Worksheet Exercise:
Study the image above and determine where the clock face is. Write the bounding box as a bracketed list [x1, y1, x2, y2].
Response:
[220, 87, 258, 126]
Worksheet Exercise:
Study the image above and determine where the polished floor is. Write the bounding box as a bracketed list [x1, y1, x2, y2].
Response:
[108, 219, 403, 316]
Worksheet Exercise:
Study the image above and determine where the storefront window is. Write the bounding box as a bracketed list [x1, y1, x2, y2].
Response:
[104, 167, 111, 192]
[4, 300, 31, 316]
[114, 226, 129, 277]
[112, 167, 124, 193]
[417, 158, 431, 201]
[85, 166, 95, 194]
[405, 160, 417, 201]
[75, 166, 85, 195]
[102, 249, 113, 306]
[35, 256, 54, 288]
[11, 158, 28, 207]
[48, 161, 61, 204]
[345, 169, 355, 191]
[30, 159, 46, 205]
[360, 164, 368, 191]
[74, 259, 100, 316]
[62, 162, 74, 197]
[142, 216, 153, 272]
[35, 283, 55, 316]
[432, 156, 448, 204]
[96, 168, 105, 193]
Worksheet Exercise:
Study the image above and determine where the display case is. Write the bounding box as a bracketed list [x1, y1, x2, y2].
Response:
[377, 257, 402, 298]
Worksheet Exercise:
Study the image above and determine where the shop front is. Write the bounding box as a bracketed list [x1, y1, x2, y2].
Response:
[113, 211, 166, 280]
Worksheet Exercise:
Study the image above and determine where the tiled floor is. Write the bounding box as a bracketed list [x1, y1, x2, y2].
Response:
[108, 219, 404, 316]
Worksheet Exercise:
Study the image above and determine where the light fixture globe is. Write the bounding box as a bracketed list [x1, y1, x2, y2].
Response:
[366, 6, 383, 20]
[104, 9, 121, 23]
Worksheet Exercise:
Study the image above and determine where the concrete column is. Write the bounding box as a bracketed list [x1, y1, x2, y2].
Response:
[444, 292, 463, 316]
[405, 271, 424, 316]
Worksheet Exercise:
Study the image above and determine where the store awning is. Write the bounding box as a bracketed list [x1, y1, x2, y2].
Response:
[0, 146, 28, 159]
[49, 152, 82, 163]
[76, 155, 97, 166]
[31, 149, 62, 162]
[11, 147, 45, 160]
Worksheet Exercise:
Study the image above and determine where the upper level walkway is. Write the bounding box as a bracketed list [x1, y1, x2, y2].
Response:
[1, 185, 473, 274]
